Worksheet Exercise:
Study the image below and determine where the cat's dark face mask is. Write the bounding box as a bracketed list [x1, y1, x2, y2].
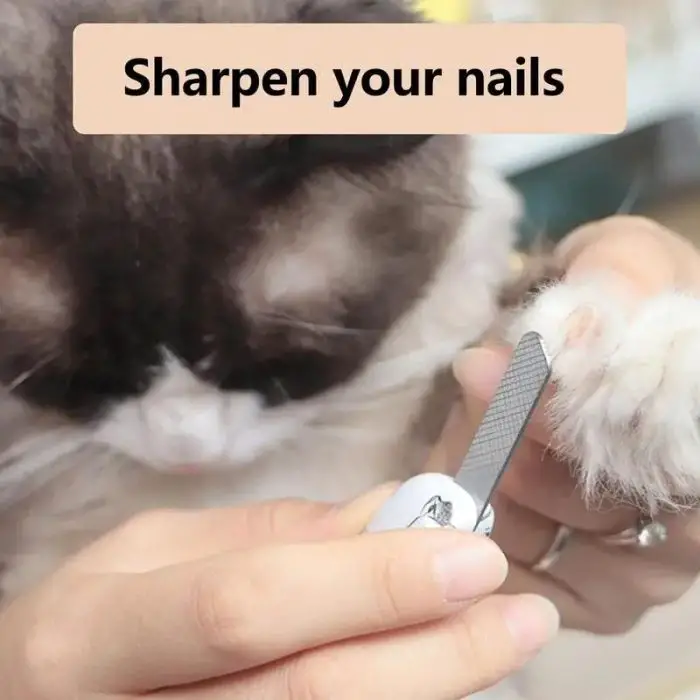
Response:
[0, 0, 468, 427]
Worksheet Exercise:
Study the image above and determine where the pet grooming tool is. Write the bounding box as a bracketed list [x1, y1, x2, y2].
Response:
[367, 331, 551, 535]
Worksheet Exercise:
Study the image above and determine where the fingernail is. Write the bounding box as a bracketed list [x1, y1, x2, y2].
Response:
[434, 540, 508, 602]
[503, 595, 560, 654]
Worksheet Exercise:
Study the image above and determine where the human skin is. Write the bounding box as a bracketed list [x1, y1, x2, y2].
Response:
[429, 216, 700, 634]
[0, 486, 558, 700]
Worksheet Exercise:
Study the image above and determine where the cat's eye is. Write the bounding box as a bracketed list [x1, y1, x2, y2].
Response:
[216, 347, 365, 408]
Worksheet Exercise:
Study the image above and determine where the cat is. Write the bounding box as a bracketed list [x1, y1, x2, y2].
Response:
[0, 0, 521, 597]
[0, 0, 698, 604]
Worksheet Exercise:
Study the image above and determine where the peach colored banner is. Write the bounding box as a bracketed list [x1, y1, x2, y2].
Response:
[73, 23, 627, 135]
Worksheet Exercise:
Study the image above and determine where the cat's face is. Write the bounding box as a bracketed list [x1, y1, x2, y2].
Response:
[0, 0, 480, 473]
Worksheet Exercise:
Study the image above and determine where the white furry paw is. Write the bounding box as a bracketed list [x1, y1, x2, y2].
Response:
[508, 274, 700, 509]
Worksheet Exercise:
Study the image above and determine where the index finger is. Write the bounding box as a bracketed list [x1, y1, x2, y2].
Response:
[68, 484, 399, 574]
[70, 529, 506, 693]
[452, 346, 555, 449]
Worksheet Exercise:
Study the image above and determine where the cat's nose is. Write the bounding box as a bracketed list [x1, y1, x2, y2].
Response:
[96, 390, 267, 471]
[149, 399, 227, 463]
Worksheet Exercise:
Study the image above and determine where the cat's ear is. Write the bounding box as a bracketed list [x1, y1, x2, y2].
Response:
[0, 112, 47, 218]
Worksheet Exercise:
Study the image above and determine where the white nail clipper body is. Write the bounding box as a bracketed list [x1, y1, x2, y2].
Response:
[367, 332, 552, 535]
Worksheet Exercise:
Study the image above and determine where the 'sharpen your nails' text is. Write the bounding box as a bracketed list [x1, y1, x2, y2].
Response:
[124, 56, 566, 109]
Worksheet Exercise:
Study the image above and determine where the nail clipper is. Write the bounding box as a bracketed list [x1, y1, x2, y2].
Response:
[366, 331, 552, 535]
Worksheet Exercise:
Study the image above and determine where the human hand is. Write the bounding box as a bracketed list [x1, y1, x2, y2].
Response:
[0, 487, 559, 700]
[428, 216, 700, 635]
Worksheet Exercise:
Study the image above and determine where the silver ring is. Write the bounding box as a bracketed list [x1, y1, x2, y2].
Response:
[531, 516, 668, 574]
[531, 524, 574, 573]
[599, 516, 668, 549]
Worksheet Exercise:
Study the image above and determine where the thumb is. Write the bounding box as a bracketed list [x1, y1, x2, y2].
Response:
[454, 345, 511, 404]
[455, 345, 557, 447]
[424, 345, 556, 476]
[422, 346, 506, 475]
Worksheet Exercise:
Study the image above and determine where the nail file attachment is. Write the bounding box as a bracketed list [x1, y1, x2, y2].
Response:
[366, 331, 551, 535]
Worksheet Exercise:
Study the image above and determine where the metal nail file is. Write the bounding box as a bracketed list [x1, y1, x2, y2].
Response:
[366, 331, 552, 535]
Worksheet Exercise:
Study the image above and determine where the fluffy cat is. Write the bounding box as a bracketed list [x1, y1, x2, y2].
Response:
[0, 0, 696, 603]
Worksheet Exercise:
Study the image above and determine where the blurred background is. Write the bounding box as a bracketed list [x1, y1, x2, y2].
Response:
[420, 0, 700, 246]
[471, 0, 700, 246]
[416, 2, 700, 700]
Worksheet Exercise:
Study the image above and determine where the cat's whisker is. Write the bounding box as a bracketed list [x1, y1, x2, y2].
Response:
[259, 312, 377, 337]
[299, 415, 401, 440]
[615, 171, 646, 215]
[0, 429, 90, 508]
[0, 429, 82, 465]
[271, 376, 291, 403]
[5, 353, 59, 393]
[344, 171, 473, 212]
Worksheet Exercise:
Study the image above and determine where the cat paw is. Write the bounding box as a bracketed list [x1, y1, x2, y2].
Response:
[508, 273, 700, 509]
